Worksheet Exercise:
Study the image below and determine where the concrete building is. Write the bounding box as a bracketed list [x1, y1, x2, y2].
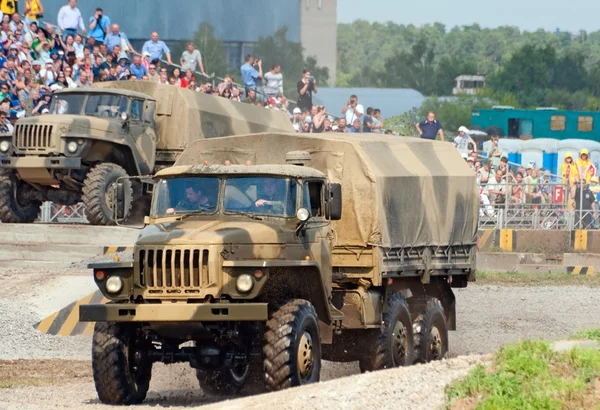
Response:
[34, 0, 337, 85]
[452, 74, 486, 95]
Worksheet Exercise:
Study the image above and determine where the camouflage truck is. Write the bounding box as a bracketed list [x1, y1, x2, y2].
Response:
[0, 82, 294, 225]
[79, 132, 479, 404]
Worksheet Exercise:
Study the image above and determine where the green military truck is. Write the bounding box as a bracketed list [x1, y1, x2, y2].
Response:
[79, 132, 479, 404]
[0, 82, 294, 225]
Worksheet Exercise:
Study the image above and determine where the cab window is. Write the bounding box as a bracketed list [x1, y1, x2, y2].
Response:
[131, 99, 144, 121]
[302, 181, 324, 217]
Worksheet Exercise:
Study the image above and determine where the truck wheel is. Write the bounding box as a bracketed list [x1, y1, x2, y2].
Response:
[358, 292, 414, 372]
[82, 163, 132, 225]
[264, 299, 321, 390]
[91, 322, 152, 405]
[195, 364, 250, 395]
[0, 171, 40, 223]
[412, 298, 448, 363]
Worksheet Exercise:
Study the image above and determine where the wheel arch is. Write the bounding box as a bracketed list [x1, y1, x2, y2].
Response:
[260, 266, 332, 324]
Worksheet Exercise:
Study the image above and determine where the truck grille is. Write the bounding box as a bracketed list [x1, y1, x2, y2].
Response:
[14, 124, 54, 150]
[137, 247, 215, 293]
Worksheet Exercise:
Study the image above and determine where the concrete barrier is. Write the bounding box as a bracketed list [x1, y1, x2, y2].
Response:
[478, 229, 597, 253]
[564, 253, 600, 271]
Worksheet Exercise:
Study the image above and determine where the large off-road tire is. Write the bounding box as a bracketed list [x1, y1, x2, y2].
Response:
[0, 171, 41, 223]
[412, 298, 448, 363]
[91, 322, 152, 405]
[264, 299, 321, 390]
[82, 163, 132, 226]
[358, 292, 414, 372]
[196, 365, 250, 396]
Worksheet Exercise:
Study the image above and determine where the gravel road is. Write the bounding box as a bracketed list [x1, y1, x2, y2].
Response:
[1, 264, 599, 409]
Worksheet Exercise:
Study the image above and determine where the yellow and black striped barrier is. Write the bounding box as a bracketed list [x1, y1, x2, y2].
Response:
[34, 290, 108, 336]
[103, 246, 134, 255]
[566, 266, 595, 276]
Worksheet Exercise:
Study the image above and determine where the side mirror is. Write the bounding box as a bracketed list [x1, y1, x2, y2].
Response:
[326, 183, 342, 221]
[121, 112, 129, 122]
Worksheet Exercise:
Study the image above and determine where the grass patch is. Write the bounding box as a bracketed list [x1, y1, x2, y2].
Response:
[570, 329, 600, 342]
[475, 271, 600, 287]
[446, 338, 600, 409]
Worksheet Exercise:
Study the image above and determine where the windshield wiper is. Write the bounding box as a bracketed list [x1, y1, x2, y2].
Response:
[173, 210, 212, 221]
[234, 211, 263, 220]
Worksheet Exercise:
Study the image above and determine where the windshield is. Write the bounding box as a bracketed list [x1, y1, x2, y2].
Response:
[151, 176, 298, 218]
[224, 177, 297, 217]
[49, 93, 130, 117]
[50, 94, 85, 115]
[151, 177, 220, 217]
[85, 94, 129, 117]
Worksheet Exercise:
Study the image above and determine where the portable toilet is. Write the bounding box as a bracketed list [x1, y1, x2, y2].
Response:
[558, 140, 600, 173]
[520, 138, 558, 175]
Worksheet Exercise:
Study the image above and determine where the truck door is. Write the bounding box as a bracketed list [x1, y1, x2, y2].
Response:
[301, 180, 333, 295]
[129, 99, 157, 173]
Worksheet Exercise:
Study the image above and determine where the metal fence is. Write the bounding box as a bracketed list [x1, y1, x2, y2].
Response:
[478, 180, 598, 230]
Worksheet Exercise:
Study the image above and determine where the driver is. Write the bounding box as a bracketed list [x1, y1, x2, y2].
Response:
[254, 178, 286, 213]
[175, 183, 216, 212]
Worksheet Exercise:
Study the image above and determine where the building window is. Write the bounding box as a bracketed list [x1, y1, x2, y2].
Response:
[224, 42, 242, 72]
[550, 115, 566, 131]
[578, 116, 594, 132]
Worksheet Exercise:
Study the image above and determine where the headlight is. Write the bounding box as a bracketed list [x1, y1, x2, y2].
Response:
[236, 274, 254, 293]
[0, 140, 10, 152]
[67, 141, 78, 153]
[105, 276, 123, 294]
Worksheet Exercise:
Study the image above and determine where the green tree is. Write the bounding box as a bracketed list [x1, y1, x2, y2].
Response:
[253, 27, 329, 96]
[171, 22, 229, 80]
[433, 56, 478, 95]
[382, 37, 436, 94]
[488, 44, 557, 95]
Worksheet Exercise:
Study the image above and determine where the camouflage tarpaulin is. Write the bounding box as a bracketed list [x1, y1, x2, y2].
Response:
[174, 133, 479, 249]
[92, 82, 295, 150]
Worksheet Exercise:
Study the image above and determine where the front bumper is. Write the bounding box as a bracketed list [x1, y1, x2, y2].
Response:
[79, 302, 269, 322]
[0, 156, 81, 169]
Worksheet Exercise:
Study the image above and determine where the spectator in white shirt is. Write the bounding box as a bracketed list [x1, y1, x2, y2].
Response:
[454, 126, 476, 156]
[180, 42, 205, 76]
[263, 63, 284, 100]
[57, 0, 85, 41]
[342, 94, 363, 124]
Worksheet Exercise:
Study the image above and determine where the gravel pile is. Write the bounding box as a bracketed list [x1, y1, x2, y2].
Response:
[0, 298, 90, 361]
[0, 357, 486, 410]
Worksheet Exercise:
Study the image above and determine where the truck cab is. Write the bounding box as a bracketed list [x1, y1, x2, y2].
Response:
[80, 162, 343, 402]
[0, 88, 157, 224]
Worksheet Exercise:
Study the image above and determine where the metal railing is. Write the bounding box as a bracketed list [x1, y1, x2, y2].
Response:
[478, 180, 598, 230]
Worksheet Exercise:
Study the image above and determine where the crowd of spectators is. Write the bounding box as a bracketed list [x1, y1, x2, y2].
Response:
[448, 123, 599, 223]
[0, 0, 395, 137]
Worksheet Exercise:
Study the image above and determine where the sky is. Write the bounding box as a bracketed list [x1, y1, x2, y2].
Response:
[337, 0, 600, 33]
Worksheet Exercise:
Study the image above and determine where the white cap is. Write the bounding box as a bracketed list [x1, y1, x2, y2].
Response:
[292, 107, 301, 114]
[461, 153, 468, 159]
[458, 126, 469, 133]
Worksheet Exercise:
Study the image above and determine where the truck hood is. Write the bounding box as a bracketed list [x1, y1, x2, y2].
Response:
[18, 114, 125, 137]
[136, 219, 295, 246]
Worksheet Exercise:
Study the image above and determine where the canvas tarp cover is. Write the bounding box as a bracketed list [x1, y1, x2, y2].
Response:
[175, 132, 479, 249]
[92, 82, 294, 150]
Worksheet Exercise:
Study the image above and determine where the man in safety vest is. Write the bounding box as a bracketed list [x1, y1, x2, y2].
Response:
[0, 0, 18, 17]
[576, 148, 595, 184]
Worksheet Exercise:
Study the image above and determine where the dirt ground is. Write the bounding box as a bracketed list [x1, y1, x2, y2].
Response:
[1, 275, 598, 410]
